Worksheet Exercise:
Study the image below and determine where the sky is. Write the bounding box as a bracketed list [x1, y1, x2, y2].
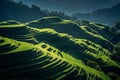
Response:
[13, 0, 120, 15]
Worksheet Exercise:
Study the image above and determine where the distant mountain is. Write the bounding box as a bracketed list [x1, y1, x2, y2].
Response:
[73, 3, 120, 26]
[0, 0, 72, 22]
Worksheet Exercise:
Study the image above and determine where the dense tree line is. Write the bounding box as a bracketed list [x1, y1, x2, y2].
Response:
[0, 0, 73, 22]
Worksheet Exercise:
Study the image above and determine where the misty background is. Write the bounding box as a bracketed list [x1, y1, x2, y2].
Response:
[13, 0, 120, 15]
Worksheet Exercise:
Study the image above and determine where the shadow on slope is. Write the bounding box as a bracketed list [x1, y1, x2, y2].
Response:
[29, 27, 120, 69]
[0, 36, 110, 80]
[0, 20, 38, 44]
[27, 16, 114, 51]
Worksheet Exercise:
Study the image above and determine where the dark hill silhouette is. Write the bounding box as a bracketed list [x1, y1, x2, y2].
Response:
[0, 0, 72, 22]
[73, 3, 120, 26]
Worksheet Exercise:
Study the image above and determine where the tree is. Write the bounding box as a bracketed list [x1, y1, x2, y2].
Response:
[81, 20, 89, 26]
[111, 21, 120, 32]
[31, 4, 40, 11]
[115, 21, 120, 30]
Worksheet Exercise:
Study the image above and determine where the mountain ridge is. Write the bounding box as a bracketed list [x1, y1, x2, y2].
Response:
[0, 0, 73, 22]
[73, 3, 120, 25]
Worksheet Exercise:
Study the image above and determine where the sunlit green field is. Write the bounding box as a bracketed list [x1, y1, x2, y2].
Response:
[0, 19, 120, 80]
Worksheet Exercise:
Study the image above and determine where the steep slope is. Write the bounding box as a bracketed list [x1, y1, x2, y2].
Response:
[0, 36, 111, 80]
[27, 16, 114, 51]
[0, 0, 71, 22]
[88, 22, 113, 40]
[111, 22, 120, 63]
[111, 22, 120, 44]
[0, 20, 38, 44]
[112, 42, 120, 62]
[28, 27, 120, 76]
[0, 20, 120, 79]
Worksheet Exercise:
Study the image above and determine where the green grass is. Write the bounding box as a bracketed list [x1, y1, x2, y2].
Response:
[27, 16, 113, 51]
[0, 36, 111, 80]
[81, 26, 107, 40]
[0, 21, 38, 44]
[28, 27, 119, 68]
[89, 22, 113, 40]
[0, 20, 120, 80]
[0, 24, 25, 28]
[0, 20, 24, 28]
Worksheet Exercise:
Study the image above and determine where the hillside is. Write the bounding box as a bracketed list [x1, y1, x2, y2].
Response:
[0, 20, 120, 80]
[0, 24, 111, 80]
[27, 16, 114, 51]
[0, 0, 120, 80]
[73, 3, 120, 25]
[0, 0, 72, 22]
[111, 22, 120, 44]
[0, 20, 38, 44]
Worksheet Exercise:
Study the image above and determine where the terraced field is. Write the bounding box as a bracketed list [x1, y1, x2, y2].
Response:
[0, 20, 38, 44]
[89, 22, 113, 40]
[0, 20, 120, 80]
[29, 27, 119, 67]
[0, 36, 111, 80]
[27, 16, 113, 51]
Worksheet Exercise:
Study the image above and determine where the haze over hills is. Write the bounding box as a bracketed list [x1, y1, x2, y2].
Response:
[14, 0, 120, 15]
[73, 3, 120, 26]
[1, 0, 120, 26]
[0, 0, 120, 80]
[0, 0, 72, 22]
